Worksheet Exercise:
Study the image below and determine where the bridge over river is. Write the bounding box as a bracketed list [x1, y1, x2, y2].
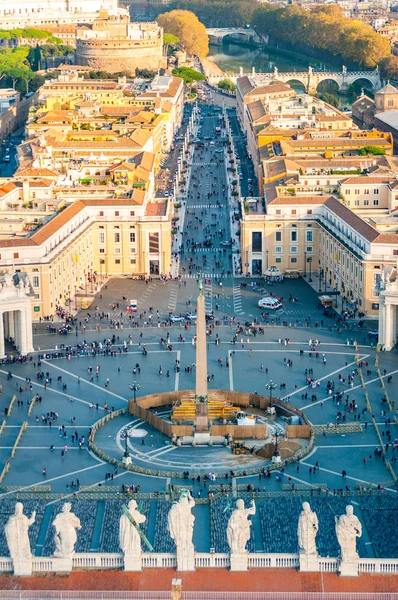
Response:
[206, 65, 382, 95]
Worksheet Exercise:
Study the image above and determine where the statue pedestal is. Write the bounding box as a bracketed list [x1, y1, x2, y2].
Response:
[230, 553, 249, 572]
[272, 454, 282, 465]
[339, 560, 359, 577]
[12, 557, 32, 576]
[176, 550, 195, 572]
[299, 551, 319, 572]
[123, 455, 132, 466]
[123, 553, 142, 572]
[52, 557, 73, 572]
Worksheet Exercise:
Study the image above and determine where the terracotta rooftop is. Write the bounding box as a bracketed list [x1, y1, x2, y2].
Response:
[373, 233, 398, 243]
[269, 195, 330, 205]
[145, 201, 167, 216]
[341, 176, 394, 185]
[0, 568, 396, 594]
[324, 196, 380, 242]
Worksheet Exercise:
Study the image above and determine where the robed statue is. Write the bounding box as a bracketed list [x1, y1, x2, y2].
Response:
[5, 502, 36, 562]
[119, 500, 146, 556]
[335, 505, 362, 563]
[52, 502, 81, 558]
[227, 499, 256, 554]
[298, 502, 318, 555]
[168, 491, 195, 571]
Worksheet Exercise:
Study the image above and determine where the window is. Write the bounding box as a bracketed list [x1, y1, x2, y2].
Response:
[291, 210, 297, 215]
[114, 247, 121, 254]
[307, 209, 312, 215]
[306, 230, 313, 242]
[99, 248, 105, 254]
[99, 211, 104, 216]
[115, 211, 119, 217]
[291, 257, 297, 263]
[290, 246, 298, 253]
[130, 211, 135, 216]
[346, 189, 350, 195]
[373, 199, 379, 206]
[98, 232, 105, 244]
[129, 247, 136, 254]
[275, 231, 282, 242]
[129, 232, 136, 243]
[354, 200, 360, 206]
[275, 257, 281, 263]
[32, 276, 39, 288]
[275, 246, 282, 253]
[115, 259, 121, 265]
[276, 210, 281, 215]
[114, 232, 120, 244]
[13, 253, 19, 259]
[252, 232, 262, 253]
[306, 246, 313, 252]
[388, 99, 394, 107]
[364, 200, 369, 206]
[364, 189, 369, 195]
[374, 189, 379, 194]
[291, 231, 297, 242]
[130, 258, 136, 264]
[149, 232, 159, 252]
[393, 249, 398, 256]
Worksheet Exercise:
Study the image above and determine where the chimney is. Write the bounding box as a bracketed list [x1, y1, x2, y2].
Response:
[171, 578, 182, 600]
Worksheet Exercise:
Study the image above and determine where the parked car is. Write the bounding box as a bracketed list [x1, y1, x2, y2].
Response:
[367, 330, 379, 339]
[185, 313, 197, 321]
[170, 315, 185, 323]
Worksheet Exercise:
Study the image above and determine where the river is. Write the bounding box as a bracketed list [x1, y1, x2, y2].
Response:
[207, 42, 361, 107]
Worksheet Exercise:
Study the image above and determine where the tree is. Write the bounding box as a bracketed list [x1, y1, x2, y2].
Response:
[164, 33, 180, 45]
[157, 10, 209, 58]
[379, 55, 398, 80]
[218, 78, 236, 92]
[359, 146, 386, 156]
[172, 67, 205, 84]
[316, 92, 338, 108]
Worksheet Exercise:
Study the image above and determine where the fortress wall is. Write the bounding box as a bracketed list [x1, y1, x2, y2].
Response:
[76, 38, 165, 74]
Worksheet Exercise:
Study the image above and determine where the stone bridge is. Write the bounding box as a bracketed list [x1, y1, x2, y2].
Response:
[206, 66, 383, 94]
[206, 27, 263, 46]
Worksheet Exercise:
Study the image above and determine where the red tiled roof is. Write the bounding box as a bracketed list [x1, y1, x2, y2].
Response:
[373, 233, 398, 244]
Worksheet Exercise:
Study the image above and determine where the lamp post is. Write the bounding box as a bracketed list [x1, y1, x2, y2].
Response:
[308, 257, 312, 282]
[129, 381, 140, 403]
[120, 427, 132, 465]
[304, 251, 307, 277]
[272, 428, 281, 464]
[265, 380, 277, 409]
[318, 267, 323, 293]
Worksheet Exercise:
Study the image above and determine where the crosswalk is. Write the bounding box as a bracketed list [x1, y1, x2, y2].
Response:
[187, 204, 221, 209]
[186, 247, 228, 253]
[233, 283, 244, 315]
[168, 286, 178, 312]
[180, 273, 229, 279]
[137, 282, 158, 307]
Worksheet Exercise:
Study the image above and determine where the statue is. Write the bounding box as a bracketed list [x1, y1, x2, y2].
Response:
[273, 66, 279, 78]
[52, 502, 81, 558]
[335, 505, 362, 563]
[342, 65, 347, 75]
[3, 272, 13, 288]
[5, 502, 36, 574]
[119, 500, 146, 557]
[298, 502, 318, 555]
[168, 491, 195, 571]
[227, 499, 256, 554]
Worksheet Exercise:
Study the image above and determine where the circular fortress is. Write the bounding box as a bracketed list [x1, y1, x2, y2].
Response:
[76, 15, 166, 74]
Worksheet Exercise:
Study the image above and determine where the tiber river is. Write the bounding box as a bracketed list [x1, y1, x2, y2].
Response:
[207, 42, 366, 107]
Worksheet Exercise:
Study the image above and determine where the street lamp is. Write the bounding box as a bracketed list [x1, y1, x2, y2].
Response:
[318, 266, 323, 293]
[120, 427, 132, 465]
[265, 380, 277, 409]
[304, 251, 307, 277]
[272, 428, 281, 464]
[308, 257, 312, 282]
[129, 381, 140, 403]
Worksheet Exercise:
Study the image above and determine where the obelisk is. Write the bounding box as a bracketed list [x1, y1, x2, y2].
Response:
[195, 276, 209, 432]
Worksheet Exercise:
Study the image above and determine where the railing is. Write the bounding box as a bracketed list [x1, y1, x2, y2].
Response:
[11, 421, 28, 458]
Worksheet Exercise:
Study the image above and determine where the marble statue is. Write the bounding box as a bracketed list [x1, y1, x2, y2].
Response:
[298, 502, 318, 555]
[52, 502, 81, 558]
[119, 500, 146, 556]
[227, 499, 256, 554]
[335, 505, 362, 563]
[3, 272, 13, 288]
[5, 502, 36, 573]
[168, 491, 195, 571]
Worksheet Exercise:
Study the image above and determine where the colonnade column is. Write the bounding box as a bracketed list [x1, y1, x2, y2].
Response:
[0, 312, 4, 359]
[8, 311, 15, 341]
[19, 304, 34, 354]
[384, 303, 393, 351]
[13, 311, 20, 352]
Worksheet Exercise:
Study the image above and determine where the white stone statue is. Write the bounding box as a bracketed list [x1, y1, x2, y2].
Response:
[167, 491, 195, 571]
[298, 502, 318, 555]
[227, 499, 256, 554]
[52, 502, 81, 558]
[119, 500, 146, 557]
[3, 272, 13, 288]
[335, 505, 362, 563]
[5, 502, 36, 574]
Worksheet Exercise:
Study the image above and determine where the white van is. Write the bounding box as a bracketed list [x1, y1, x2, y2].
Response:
[258, 297, 282, 310]
[129, 299, 138, 312]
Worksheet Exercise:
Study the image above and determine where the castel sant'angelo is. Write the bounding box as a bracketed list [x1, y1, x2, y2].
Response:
[76, 13, 166, 74]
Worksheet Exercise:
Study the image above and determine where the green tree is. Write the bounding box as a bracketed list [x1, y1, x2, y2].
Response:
[172, 66, 205, 84]
[359, 146, 386, 156]
[218, 78, 236, 92]
[157, 10, 209, 58]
